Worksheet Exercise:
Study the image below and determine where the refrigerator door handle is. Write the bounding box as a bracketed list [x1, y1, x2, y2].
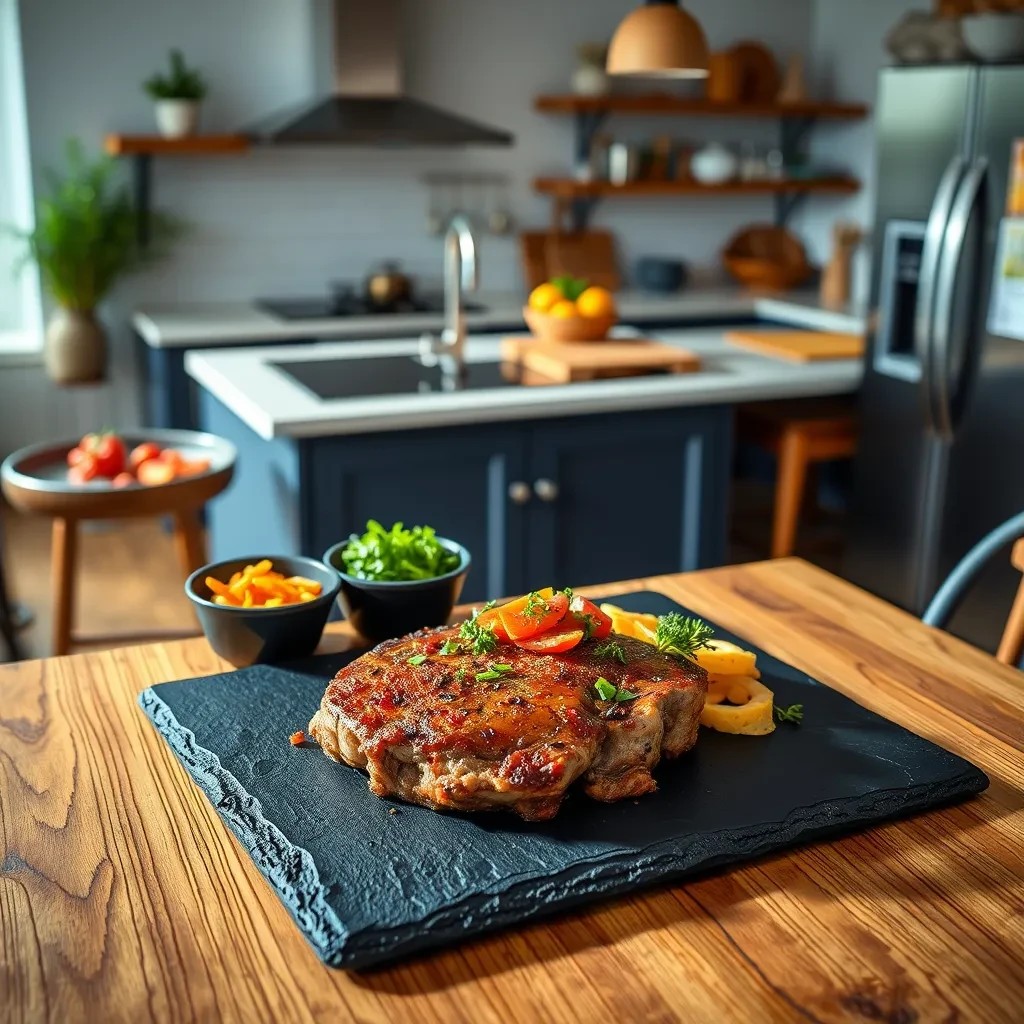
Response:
[915, 155, 966, 433]
[931, 157, 988, 441]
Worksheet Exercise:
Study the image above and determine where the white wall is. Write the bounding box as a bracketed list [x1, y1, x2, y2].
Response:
[4, 0, 828, 450]
[798, 0, 922, 262]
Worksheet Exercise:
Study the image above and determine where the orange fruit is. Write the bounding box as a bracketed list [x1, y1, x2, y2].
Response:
[575, 286, 616, 319]
[528, 282, 562, 313]
[549, 299, 578, 319]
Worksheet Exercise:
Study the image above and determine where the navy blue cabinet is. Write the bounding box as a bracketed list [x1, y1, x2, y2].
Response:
[307, 426, 530, 602]
[526, 407, 731, 589]
[200, 391, 732, 604]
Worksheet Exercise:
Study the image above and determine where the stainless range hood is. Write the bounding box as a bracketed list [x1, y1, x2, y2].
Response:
[247, 0, 513, 147]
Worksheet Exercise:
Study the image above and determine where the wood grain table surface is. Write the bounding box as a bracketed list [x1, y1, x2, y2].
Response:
[2, 559, 1022, 1023]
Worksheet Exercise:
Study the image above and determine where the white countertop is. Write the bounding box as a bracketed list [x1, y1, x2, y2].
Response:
[185, 327, 863, 441]
[136, 289, 866, 348]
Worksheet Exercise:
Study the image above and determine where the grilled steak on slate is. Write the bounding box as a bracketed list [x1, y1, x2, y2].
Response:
[308, 626, 708, 820]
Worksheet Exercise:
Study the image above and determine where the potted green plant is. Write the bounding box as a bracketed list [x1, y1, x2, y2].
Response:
[13, 141, 176, 385]
[144, 49, 207, 138]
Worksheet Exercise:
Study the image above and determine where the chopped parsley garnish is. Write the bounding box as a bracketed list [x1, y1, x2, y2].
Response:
[593, 677, 639, 703]
[454, 667, 468, 683]
[654, 613, 715, 660]
[774, 703, 804, 725]
[576, 612, 598, 639]
[594, 640, 627, 664]
[561, 587, 574, 600]
[523, 590, 549, 617]
[458, 612, 499, 655]
[340, 519, 460, 581]
[476, 669, 501, 681]
[439, 639, 462, 656]
[406, 653, 427, 666]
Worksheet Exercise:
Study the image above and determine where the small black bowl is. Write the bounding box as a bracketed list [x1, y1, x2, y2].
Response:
[186, 555, 341, 667]
[634, 256, 689, 294]
[322, 538, 471, 644]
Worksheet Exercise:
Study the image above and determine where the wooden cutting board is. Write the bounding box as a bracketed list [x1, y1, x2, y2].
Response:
[518, 230, 621, 292]
[725, 329, 865, 362]
[502, 336, 700, 385]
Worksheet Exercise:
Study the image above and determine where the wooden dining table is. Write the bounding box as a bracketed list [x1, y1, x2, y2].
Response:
[2, 559, 1022, 1023]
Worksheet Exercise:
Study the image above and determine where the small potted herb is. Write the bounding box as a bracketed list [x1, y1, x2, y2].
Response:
[323, 520, 471, 643]
[144, 49, 207, 138]
[10, 140, 178, 384]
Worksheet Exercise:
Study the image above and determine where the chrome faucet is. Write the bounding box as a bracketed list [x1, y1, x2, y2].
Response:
[421, 214, 478, 376]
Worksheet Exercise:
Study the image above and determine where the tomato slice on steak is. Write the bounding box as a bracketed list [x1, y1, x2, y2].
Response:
[515, 627, 585, 654]
[498, 588, 569, 641]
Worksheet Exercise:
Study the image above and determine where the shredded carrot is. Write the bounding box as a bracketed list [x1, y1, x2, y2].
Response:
[205, 560, 323, 608]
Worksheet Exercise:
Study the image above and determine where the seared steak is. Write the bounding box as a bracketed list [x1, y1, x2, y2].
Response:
[308, 626, 707, 820]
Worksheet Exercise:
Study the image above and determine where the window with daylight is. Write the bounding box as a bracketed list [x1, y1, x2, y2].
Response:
[0, 0, 42, 351]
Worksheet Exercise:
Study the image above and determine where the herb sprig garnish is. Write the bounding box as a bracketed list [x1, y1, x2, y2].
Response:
[774, 703, 804, 725]
[594, 640, 627, 664]
[594, 677, 638, 703]
[654, 613, 715, 660]
[523, 591, 549, 617]
[457, 606, 499, 655]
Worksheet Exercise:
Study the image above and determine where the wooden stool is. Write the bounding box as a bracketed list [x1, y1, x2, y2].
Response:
[738, 398, 859, 559]
[997, 538, 1024, 666]
[0, 519, 25, 662]
[1, 432, 235, 656]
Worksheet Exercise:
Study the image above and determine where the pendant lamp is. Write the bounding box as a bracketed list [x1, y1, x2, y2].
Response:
[607, 0, 710, 78]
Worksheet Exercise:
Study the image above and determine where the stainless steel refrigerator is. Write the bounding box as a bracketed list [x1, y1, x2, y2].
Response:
[847, 65, 1024, 652]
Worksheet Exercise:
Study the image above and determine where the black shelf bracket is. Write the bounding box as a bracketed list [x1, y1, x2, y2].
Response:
[131, 154, 153, 247]
[773, 190, 807, 227]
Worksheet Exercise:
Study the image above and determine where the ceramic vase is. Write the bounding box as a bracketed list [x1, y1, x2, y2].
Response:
[44, 307, 106, 386]
[154, 99, 200, 138]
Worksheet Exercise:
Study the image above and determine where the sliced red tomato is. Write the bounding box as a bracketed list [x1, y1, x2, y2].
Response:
[67, 453, 99, 484]
[80, 432, 126, 478]
[516, 627, 585, 654]
[475, 606, 510, 642]
[497, 587, 569, 641]
[567, 595, 612, 640]
[128, 441, 162, 472]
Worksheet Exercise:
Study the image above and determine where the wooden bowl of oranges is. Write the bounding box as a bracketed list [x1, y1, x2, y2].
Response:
[524, 276, 617, 343]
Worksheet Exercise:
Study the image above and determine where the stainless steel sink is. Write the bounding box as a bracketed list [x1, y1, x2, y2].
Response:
[271, 356, 515, 401]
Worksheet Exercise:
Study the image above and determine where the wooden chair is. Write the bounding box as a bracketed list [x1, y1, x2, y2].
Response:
[1, 435, 235, 656]
[923, 510, 1024, 667]
[738, 398, 859, 559]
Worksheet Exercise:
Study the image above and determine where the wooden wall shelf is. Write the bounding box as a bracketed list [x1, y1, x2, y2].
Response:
[104, 134, 250, 156]
[535, 94, 868, 120]
[104, 135, 251, 243]
[534, 177, 861, 199]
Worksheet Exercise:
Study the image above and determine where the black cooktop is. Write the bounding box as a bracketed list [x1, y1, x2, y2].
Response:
[258, 292, 487, 321]
[272, 356, 514, 401]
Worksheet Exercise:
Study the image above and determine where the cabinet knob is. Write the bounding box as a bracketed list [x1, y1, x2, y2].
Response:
[533, 478, 559, 502]
[508, 481, 532, 505]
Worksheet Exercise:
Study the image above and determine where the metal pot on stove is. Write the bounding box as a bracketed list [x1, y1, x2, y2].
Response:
[364, 261, 413, 311]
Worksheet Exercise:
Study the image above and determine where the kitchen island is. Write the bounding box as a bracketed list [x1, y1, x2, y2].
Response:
[187, 328, 861, 600]
[2, 561, 1019, 1022]
[137, 289, 865, 433]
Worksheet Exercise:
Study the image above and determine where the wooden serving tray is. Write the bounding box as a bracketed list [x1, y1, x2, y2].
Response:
[725, 329, 865, 362]
[502, 336, 701, 385]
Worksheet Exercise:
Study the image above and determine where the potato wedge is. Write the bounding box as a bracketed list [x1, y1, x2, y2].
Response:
[691, 639, 757, 676]
[700, 677, 776, 735]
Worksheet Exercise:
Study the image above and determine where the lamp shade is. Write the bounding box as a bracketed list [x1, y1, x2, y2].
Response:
[607, 1, 710, 77]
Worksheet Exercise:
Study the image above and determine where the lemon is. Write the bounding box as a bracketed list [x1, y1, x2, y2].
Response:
[549, 299, 578, 319]
[575, 286, 616, 319]
[528, 283, 562, 313]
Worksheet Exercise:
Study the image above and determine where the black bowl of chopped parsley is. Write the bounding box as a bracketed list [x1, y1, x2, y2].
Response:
[323, 521, 471, 643]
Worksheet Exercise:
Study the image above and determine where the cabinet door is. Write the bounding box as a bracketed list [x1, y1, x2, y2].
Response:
[525, 407, 732, 590]
[306, 424, 529, 602]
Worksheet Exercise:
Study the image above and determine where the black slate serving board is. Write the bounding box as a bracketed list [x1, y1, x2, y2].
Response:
[139, 591, 987, 970]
